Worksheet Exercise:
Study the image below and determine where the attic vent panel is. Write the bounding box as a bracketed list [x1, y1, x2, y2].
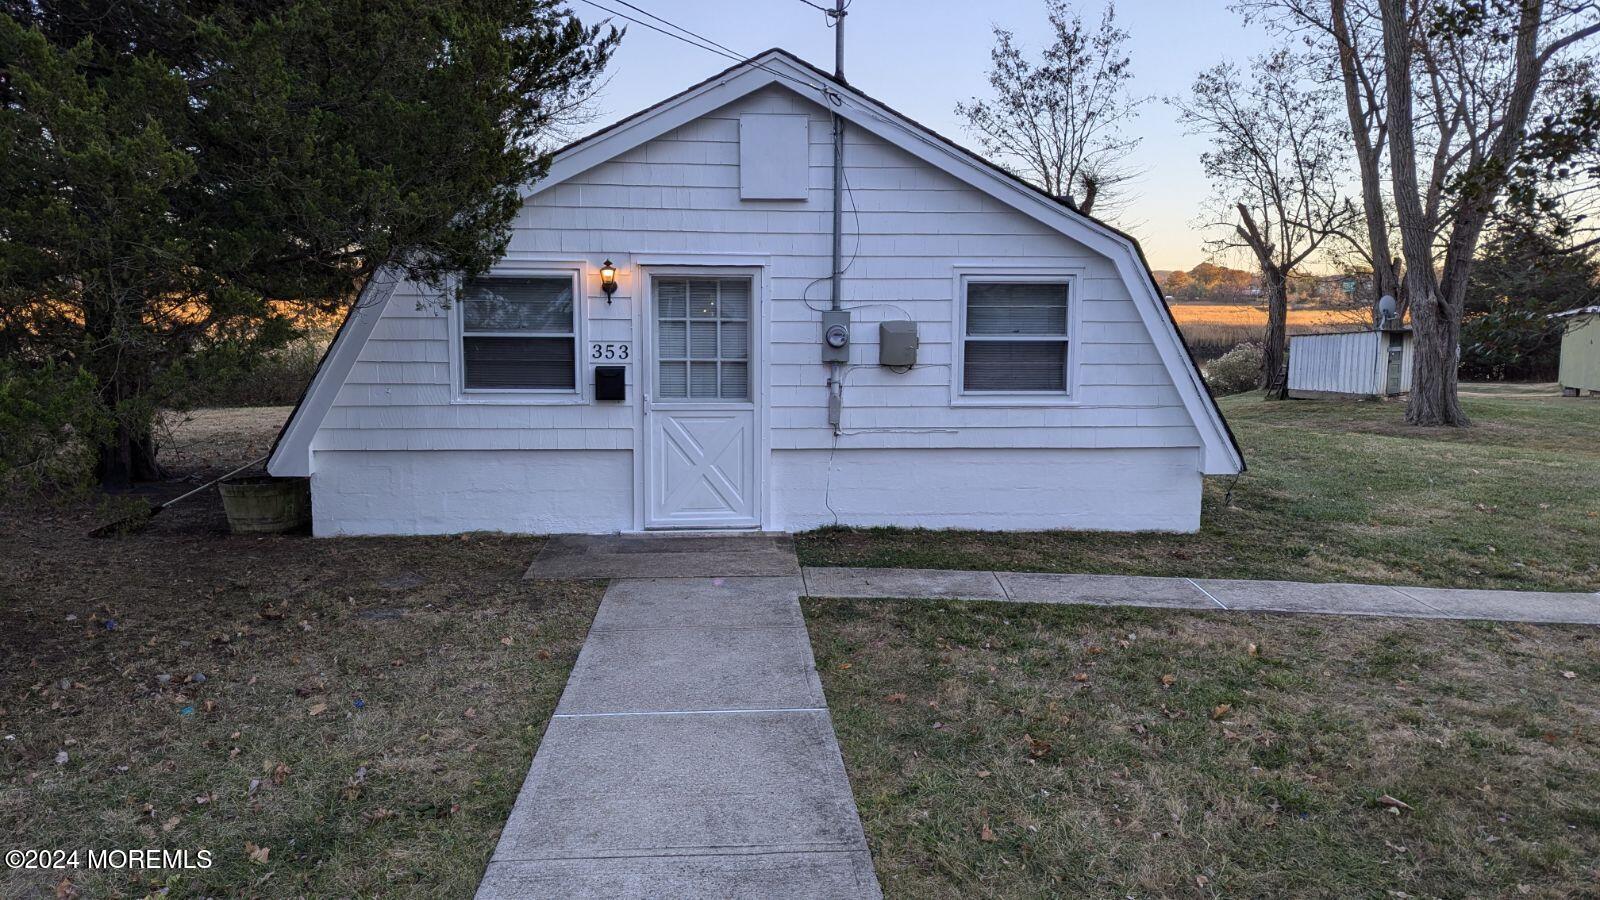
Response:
[738, 114, 809, 200]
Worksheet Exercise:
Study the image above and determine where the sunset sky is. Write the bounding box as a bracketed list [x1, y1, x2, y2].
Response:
[569, 0, 1282, 272]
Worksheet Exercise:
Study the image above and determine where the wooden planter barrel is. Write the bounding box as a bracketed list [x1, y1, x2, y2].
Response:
[218, 476, 310, 534]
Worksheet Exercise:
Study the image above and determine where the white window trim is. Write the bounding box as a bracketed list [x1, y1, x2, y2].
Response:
[450, 263, 586, 405]
[950, 268, 1083, 407]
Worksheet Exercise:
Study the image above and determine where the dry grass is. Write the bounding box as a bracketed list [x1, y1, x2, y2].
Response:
[0, 409, 598, 898]
[1167, 304, 1367, 329]
[1169, 304, 1370, 361]
[807, 597, 1600, 898]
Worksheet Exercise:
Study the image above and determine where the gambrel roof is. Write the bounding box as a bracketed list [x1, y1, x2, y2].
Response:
[270, 48, 1244, 477]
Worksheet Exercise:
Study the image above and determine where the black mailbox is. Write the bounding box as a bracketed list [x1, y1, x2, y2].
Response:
[594, 365, 626, 402]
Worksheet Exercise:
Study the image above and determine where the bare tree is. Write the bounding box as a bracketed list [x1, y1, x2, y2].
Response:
[1237, 0, 1403, 318]
[1245, 0, 1600, 425]
[957, 1, 1146, 217]
[1175, 51, 1356, 393]
[1379, 0, 1600, 425]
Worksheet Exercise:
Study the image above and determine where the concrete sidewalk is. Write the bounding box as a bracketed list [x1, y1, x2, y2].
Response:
[802, 567, 1600, 625]
[477, 575, 880, 899]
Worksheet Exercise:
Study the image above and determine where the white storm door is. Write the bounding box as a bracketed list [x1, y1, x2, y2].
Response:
[645, 276, 759, 529]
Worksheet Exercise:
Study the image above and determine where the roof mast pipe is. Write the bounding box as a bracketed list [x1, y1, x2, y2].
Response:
[826, 0, 847, 431]
[829, 0, 846, 313]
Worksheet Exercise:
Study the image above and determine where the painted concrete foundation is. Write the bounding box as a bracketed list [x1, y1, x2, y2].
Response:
[308, 445, 1204, 536]
[309, 449, 631, 536]
[769, 446, 1204, 533]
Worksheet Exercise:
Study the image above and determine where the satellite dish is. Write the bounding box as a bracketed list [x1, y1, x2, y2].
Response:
[1376, 294, 1398, 328]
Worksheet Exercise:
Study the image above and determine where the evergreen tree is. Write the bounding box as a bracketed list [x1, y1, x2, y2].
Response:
[0, 0, 618, 484]
[1462, 214, 1600, 381]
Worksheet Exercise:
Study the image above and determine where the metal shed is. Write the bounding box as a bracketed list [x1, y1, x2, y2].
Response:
[1287, 328, 1413, 399]
[1554, 307, 1600, 396]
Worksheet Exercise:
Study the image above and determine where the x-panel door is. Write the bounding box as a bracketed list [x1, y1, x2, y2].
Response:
[644, 274, 760, 529]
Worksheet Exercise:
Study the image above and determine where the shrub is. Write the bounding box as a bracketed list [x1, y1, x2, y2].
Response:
[178, 331, 330, 407]
[0, 360, 111, 494]
[1205, 342, 1264, 395]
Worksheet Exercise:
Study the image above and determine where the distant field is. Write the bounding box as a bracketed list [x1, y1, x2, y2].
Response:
[1167, 303, 1366, 329]
[1169, 304, 1369, 360]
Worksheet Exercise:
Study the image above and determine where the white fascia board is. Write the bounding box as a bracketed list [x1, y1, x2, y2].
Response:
[266, 267, 403, 477]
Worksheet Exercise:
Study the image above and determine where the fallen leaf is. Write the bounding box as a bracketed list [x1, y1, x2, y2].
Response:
[1560, 671, 1577, 680]
[1377, 794, 1413, 813]
[836, 662, 853, 671]
[976, 769, 992, 778]
[1247, 642, 1259, 657]
[536, 649, 551, 660]
[463, 707, 477, 719]
[162, 815, 180, 832]
[1023, 733, 1053, 758]
[245, 842, 270, 865]
[1160, 674, 1176, 687]
[500, 636, 513, 646]
[1071, 672, 1089, 683]
[270, 762, 291, 786]
[308, 702, 327, 717]
[883, 692, 907, 704]
[1211, 704, 1232, 720]
[979, 823, 997, 842]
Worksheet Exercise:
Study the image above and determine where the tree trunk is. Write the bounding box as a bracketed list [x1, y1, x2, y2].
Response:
[1330, 0, 1400, 309]
[1378, 0, 1469, 426]
[1260, 266, 1289, 397]
[1404, 278, 1467, 425]
[96, 421, 165, 487]
[88, 344, 164, 483]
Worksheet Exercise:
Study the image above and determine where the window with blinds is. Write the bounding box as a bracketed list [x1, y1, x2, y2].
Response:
[962, 280, 1070, 393]
[460, 276, 577, 391]
[655, 278, 750, 401]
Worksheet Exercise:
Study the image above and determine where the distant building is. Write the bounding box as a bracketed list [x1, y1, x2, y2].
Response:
[1288, 326, 1413, 399]
[1554, 307, 1600, 396]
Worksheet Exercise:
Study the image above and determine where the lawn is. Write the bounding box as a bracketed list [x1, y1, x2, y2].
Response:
[798, 390, 1600, 593]
[0, 410, 599, 898]
[806, 596, 1600, 898]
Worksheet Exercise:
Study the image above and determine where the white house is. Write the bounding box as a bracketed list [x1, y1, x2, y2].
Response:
[267, 49, 1243, 536]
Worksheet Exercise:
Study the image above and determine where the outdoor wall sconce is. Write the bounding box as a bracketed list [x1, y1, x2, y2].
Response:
[599, 260, 618, 302]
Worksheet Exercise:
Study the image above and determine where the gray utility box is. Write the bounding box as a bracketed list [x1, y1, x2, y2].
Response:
[879, 320, 919, 367]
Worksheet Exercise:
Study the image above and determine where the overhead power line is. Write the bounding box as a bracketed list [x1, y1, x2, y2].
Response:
[574, 0, 839, 103]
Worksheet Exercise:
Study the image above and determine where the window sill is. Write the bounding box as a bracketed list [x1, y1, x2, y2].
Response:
[452, 391, 588, 406]
[949, 393, 1081, 408]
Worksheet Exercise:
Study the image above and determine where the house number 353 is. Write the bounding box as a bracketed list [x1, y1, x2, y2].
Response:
[590, 342, 629, 360]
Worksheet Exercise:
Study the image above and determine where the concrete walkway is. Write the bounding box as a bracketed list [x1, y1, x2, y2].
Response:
[478, 573, 879, 899]
[802, 567, 1600, 625]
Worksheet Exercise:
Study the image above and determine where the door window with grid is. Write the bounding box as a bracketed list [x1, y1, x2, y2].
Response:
[655, 278, 750, 401]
